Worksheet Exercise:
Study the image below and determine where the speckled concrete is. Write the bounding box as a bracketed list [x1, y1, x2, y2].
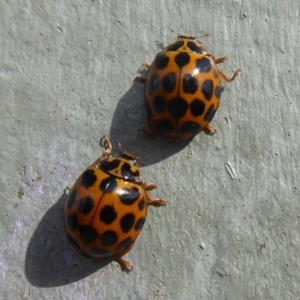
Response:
[1, 1, 300, 299]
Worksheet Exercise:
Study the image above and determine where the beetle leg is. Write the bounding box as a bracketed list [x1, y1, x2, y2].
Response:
[116, 257, 134, 272]
[115, 243, 136, 272]
[138, 128, 156, 138]
[204, 124, 217, 135]
[209, 55, 241, 82]
[147, 197, 167, 206]
[146, 190, 167, 206]
[118, 143, 137, 160]
[99, 136, 113, 160]
[217, 68, 241, 83]
[144, 183, 157, 191]
[135, 76, 146, 83]
[143, 183, 157, 191]
[141, 63, 150, 70]
[143, 184, 167, 205]
[214, 55, 228, 64]
[138, 118, 157, 138]
[135, 64, 150, 83]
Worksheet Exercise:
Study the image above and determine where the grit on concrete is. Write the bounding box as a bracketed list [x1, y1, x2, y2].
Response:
[1, 1, 299, 299]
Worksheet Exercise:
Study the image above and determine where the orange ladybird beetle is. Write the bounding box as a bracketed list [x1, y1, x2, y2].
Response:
[138, 32, 241, 139]
[64, 136, 166, 271]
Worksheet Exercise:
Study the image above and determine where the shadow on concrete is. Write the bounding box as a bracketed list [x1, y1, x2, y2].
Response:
[108, 80, 191, 166]
[24, 192, 114, 287]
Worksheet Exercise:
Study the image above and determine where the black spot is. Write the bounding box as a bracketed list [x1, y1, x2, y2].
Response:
[167, 97, 188, 119]
[215, 86, 224, 98]
[99, 159, 121, 173]
[119, 187, 140, 205]
[161, 73, 177, 93]
[202, 80, 214, 100]
[204, 104, 216, 122]
[120, 213, 135, 233]
[145, 99, 153, 117]
[187, 41, 203, 53]
[78, 196, 94, 214]
[66, 190, 77, 208]
[117, 237, 133, 252]
[89, 248, 113, 257]
[134, 217, 145, 231]
[195, 57, 212, 73]
[66, 214, 78, 232]
[179, 122, 202, 135]
[81, 169, 97, 189]
[100, 205, 117, 224]
[174, 52, 190, 68]
[165, 40, 184, 51]
[153, 96, 166, 114]
[154, 54, 170, 69]
[79, 226, 98, 243]
[190, 99, 205, 117]
[99, 177, 117, 193]
[183, 74, 199, 94]
[155, 119, 174, 132]
[138, 199, 145, 211]
[66, 234, 81, 250]
[147, 75, 159, 96]
[100, 230, 118, 246]
[121, 163, 140, 181]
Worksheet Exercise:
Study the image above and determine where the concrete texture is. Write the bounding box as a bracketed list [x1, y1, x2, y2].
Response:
[1, 0, 300, 299]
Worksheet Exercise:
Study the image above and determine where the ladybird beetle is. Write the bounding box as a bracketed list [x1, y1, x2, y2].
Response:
[138, 33, 241, 139]
[64, 137, 166, 271]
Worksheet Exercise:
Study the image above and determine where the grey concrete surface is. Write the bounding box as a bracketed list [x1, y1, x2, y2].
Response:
[1, 0, 300, 299]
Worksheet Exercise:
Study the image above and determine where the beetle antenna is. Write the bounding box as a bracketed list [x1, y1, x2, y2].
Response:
[170, 30, 209, 40]
[118, 142, 149, 166]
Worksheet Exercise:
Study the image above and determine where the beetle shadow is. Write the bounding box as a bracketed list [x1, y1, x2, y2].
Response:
[108, 80, 191, 165]
[24, 192, 115, 287]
